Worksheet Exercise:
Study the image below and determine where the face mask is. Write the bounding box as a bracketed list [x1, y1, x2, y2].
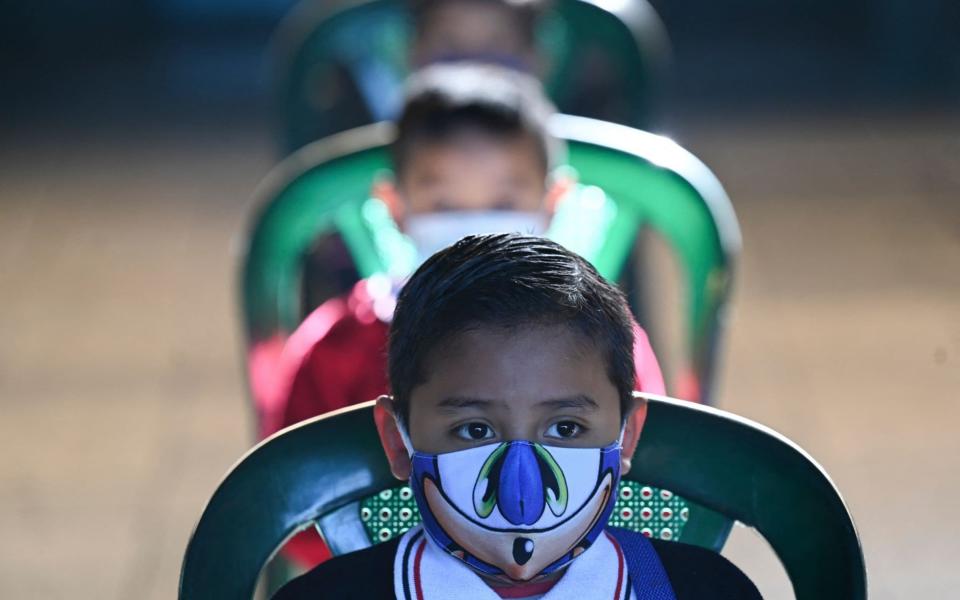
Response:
[422, 51, 534, 74]
[405, 211, 548, 261]
[400, 431, 623, 581]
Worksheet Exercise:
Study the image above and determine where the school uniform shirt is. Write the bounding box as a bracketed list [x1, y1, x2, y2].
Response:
[272, 525, 761, 600]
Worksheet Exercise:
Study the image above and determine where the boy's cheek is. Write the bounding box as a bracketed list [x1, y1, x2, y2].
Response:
[405, 413, 450, 455]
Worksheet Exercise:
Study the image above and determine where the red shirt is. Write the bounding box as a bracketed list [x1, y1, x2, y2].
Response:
[281, 286, 391, 431]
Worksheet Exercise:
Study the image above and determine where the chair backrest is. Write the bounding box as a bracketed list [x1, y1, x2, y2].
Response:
[358, 477, 725, 551]
[240, 114, 740, 406]
[271, 0, 670, 152]
[179, 396, 867, 600]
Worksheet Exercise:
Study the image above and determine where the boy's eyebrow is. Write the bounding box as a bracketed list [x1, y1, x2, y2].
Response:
[536, 395, 599, 411]
[436, 396, 508, 411]
[435, 395, 599, 412]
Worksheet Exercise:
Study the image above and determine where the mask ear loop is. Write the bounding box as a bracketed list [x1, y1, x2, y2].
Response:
[383, 395, 417, 457]
[396, 420, 416, 458]
[614, 393, 632, 449]
[616, 423, 627, 449]
[616, 390, 651, 450]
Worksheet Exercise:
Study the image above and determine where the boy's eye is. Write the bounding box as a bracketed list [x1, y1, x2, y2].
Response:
[545, 421, 583, 439]
[455, 423, 495, 441]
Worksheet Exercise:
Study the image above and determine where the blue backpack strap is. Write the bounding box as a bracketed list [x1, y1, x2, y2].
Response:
[607, 527, 677, 600]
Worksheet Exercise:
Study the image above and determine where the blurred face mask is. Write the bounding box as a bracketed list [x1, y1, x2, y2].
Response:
[399, 430, 623, 581]
[405, 211, 548, 261]
[425, 51, 534, 74]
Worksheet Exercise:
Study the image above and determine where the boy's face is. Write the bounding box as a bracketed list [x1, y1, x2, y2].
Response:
[396, 131, 548, 218]
[376, 324, 644, 474]
[374, 323, 646, 582]
[409, 324, 622, 453]
[413, 1, 535, 69]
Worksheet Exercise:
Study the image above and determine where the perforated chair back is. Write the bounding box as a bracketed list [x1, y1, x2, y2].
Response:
[179, 396, 867, 600]
[241, 114, 739, 406]
[272, 0, 670, 151]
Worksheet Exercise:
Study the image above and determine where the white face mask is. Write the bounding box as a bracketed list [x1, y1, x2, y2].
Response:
[405, 211, 549, 261]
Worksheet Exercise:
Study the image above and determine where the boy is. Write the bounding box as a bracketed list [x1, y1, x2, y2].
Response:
[298, 61, 556, 312]
[273, 234, 759, 599]
[291, 0, 547, 149]
[409, 0, 546, 74]
[408, 0, 659, 127]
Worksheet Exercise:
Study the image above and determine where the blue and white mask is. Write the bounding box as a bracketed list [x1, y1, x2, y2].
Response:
[403, 436, 622, 581]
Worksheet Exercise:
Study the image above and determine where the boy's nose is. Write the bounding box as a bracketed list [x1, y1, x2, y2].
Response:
[498, 443, 545, 525]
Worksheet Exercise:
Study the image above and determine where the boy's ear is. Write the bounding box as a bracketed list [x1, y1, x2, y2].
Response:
[373, 178, 406, 225]
[620, 392, 648, 476]
[373, 395, 412, 480]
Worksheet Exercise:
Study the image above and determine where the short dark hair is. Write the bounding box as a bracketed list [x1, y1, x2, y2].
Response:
[410, 0, 549, 46]
[388, 233, 635, 423]
[391, 63, 557, 177]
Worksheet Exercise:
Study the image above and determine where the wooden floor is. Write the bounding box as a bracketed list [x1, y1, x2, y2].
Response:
[0, 109, 957, 599]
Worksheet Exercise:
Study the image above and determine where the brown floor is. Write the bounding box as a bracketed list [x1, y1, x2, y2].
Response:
[0, 110, 957, 598]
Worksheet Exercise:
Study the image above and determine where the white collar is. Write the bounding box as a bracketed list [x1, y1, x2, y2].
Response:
[393, 526, 631, 600]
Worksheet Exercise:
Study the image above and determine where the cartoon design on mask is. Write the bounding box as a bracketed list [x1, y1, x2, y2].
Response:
[408, 439, 622, 581]
[473, 442, 568, 523]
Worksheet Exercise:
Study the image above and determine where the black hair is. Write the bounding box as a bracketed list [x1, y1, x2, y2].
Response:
[409, 0, 549, 46]
[388, 233, 635, 423]
[391, 62, 557, 177]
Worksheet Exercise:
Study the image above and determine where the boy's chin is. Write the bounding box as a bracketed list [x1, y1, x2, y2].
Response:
[423, 472, 615, 580]
[479, 567, 564, 586]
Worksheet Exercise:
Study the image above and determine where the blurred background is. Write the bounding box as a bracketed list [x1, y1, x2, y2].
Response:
[1, 0, 957, 598]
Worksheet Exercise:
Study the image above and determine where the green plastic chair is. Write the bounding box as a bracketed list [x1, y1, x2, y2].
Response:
[271, 0, 670, 152]
[241, 114, 739, 408]
[179, 396, 867, 599]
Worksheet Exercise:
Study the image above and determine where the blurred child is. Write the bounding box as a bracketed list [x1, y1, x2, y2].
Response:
[409, 0, 547, 73]
[409, 0, 658, 126]
[289, 0, 548, 150]
[273, 234, 759, 599]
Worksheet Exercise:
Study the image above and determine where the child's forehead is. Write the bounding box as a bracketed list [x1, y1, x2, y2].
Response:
[423, 0, 523, 23]
[432, 322, 595, 359]
[419, 323, 606, 391]
[399, 134, 547, 181]
[407, 323, 623, 432]
[409, 129, 540, 158]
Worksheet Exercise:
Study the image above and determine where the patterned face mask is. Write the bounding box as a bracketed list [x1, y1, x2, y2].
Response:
[402, 434, 623, 581]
